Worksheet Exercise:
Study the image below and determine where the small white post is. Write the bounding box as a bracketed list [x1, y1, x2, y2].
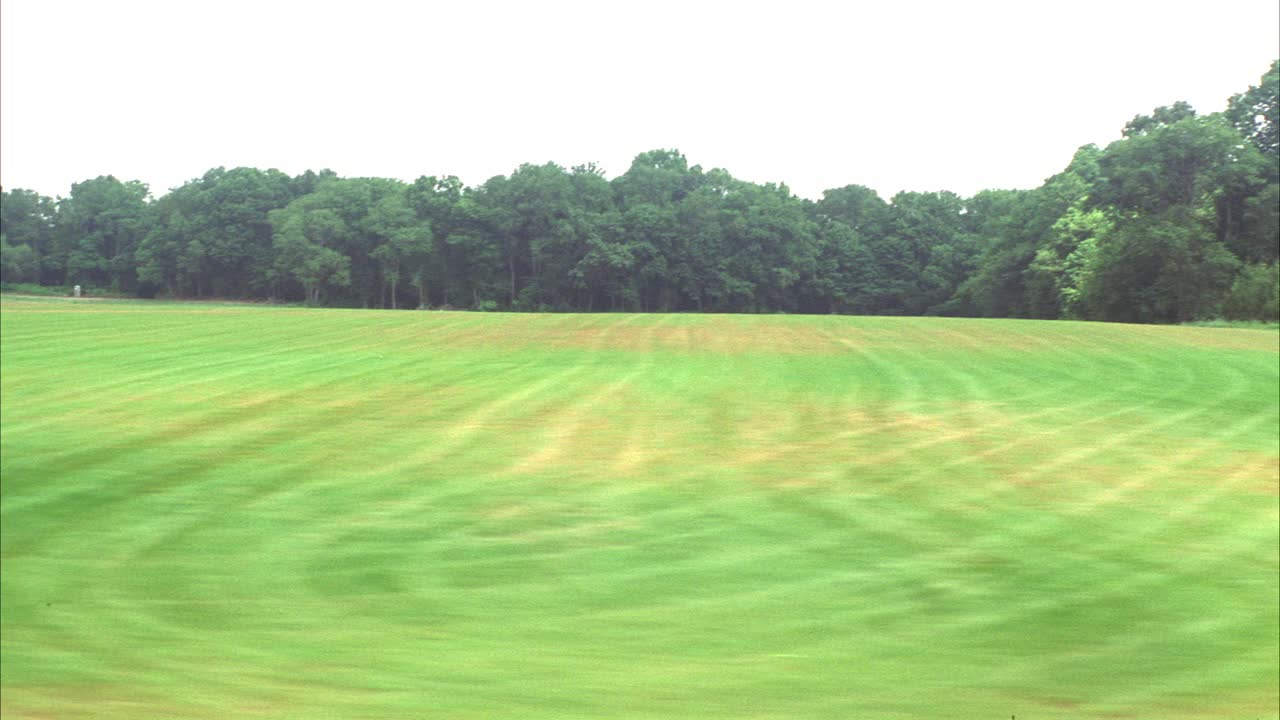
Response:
[73, 285, 82, 298]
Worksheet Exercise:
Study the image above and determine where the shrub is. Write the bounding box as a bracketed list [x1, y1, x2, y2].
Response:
[1221, 263, 1280, 322]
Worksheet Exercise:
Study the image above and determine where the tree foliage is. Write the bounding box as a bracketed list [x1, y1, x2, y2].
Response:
[4, 61, 1277, 323]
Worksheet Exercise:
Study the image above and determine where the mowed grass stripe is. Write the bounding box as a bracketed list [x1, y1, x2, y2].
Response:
[914, 346, 1277, 712]
[2, 297, 1277, 719]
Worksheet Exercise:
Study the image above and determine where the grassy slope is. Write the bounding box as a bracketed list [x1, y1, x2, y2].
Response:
[2, 297, 1277, 719]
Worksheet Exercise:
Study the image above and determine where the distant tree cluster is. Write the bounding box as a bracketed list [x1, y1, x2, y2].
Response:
[3, 61, 1277, 323]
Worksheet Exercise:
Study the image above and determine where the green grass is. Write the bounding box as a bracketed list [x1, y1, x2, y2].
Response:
[1183, 318, 1280, 331]
[2, 297, 1277, 719]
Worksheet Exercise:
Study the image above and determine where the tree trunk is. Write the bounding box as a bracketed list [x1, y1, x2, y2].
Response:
[508, 251, 517, 306]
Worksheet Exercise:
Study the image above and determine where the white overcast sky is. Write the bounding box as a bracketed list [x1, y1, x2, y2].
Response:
[2, 0, 1277, 201]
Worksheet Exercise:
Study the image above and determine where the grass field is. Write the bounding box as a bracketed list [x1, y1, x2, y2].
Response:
[1, 296, 1277, 719]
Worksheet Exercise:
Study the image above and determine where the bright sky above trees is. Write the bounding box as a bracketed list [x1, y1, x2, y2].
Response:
[1, 0, 1277, 200]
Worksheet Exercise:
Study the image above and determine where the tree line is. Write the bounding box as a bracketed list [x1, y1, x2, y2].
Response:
[3, 61, 1277, 323]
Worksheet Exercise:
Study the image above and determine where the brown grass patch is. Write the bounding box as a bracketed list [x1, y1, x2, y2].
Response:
[1203, 451, 1280, 495]
[550, 321, 846, 355]
[721, 402, 1011, 490]
[1131, 324, 1280, 352]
